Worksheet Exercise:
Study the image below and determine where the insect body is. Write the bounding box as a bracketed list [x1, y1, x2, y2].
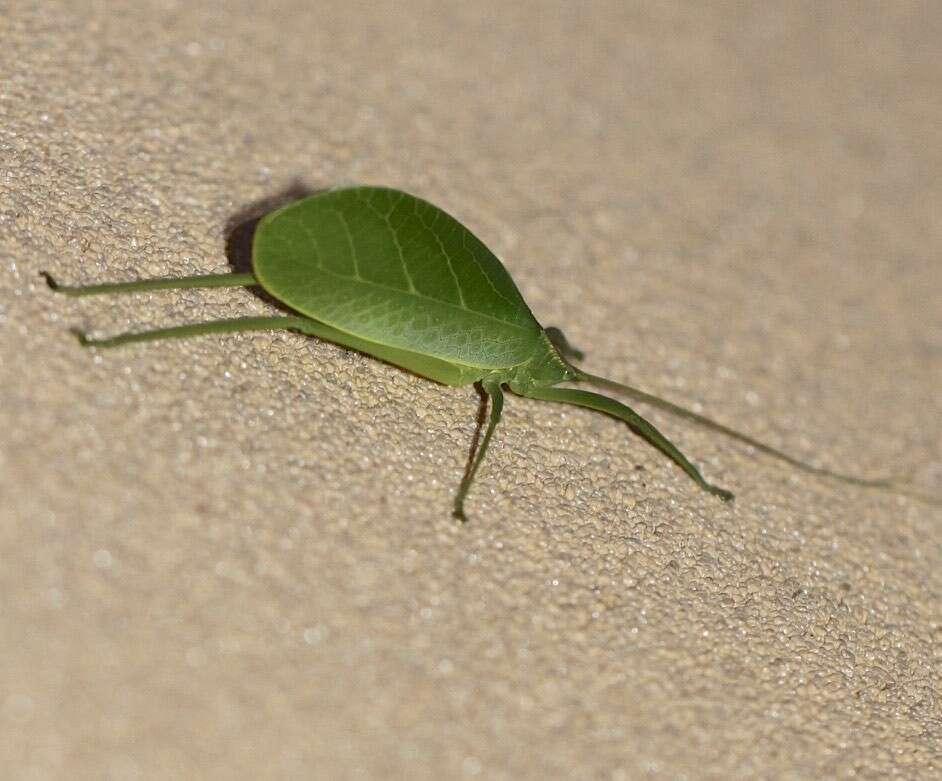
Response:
[44, 186, 936, 517]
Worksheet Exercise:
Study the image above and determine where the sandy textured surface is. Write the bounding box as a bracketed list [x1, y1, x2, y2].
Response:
[3, 2, 942, 779]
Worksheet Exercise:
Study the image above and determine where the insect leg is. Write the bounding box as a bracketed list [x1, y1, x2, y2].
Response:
[544, 326, 585, 362]
[522, 385, 733, 501]
[453, 381, 505, 521]
[42, 271, 257, 296]
[71, 316, 316, 348]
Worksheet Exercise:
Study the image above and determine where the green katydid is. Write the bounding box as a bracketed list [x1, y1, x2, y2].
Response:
[43, 185, 938, 518]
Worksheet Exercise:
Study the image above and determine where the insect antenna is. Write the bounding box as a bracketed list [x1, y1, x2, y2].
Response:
[575, 369, 942, 506]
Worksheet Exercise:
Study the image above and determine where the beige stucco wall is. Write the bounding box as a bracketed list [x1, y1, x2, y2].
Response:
[2, 3, 941, 778]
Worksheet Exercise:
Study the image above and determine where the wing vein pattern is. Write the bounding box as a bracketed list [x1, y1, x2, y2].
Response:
[252, 186, 543, 368]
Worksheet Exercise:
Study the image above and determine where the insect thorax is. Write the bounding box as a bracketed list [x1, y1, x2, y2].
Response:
[502, 330, 579, 394]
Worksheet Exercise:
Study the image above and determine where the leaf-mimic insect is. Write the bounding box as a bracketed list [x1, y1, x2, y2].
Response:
[43, 186, 938, 518]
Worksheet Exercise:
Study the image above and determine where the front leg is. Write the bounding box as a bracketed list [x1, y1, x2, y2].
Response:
[544, 326, 585, 362]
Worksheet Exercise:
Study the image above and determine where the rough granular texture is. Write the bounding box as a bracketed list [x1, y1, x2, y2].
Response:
[2, 3, 941, 779]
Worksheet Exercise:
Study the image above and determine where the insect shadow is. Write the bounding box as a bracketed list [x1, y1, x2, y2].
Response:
[223, 181, 322, 311]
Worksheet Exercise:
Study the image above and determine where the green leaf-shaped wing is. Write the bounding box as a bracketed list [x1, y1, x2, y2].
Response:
[252, 187, 543, 368]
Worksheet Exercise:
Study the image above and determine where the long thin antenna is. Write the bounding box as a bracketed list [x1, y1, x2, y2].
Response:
[577, 370, 941, 506]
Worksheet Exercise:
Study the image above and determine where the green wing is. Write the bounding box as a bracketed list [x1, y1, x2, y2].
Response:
[252, 187, 543, 368]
